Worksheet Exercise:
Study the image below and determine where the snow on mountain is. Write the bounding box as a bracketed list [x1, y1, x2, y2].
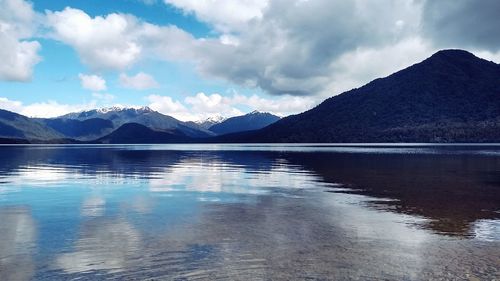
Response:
[195, 115, 227, 129]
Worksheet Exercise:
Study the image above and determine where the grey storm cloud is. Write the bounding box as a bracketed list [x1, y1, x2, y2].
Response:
[422, 0, 500, 51]
[193, 0, 500, 96]
[191, 0, 422, 96]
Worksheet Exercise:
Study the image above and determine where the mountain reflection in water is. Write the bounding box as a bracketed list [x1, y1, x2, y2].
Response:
[0, 145, 498, 280]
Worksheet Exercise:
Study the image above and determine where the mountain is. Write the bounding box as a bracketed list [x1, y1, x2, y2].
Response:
[195, 115, 226, 129]
[0, 109, 64, 140]
[39, 118, 114, 140]
[218, 49, 500, 143]
[95, 123, 191, 144]
[61, 106, 213, 138]
[61, 106, 147, 120]
[208, 111, 281, 135]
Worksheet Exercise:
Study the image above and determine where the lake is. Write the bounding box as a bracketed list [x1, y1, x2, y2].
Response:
[0, 144, 499, 280]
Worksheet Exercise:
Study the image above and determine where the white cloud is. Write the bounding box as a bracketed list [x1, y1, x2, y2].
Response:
[185, 92, 242, 117]
[148, 91, 318, 121]
[0, 36, 41, 82]
[119, 72, 159, 90]
[230, 93, 317, 116]
[0, 97, 23, 112]
[219, 34, 240, 46]
[0, 97, 101, 118]
[147, 94, 192, 120]
[46, 8, 142, 70]
[45, 7, 200, 72]
[79, 73, 107, 91]
[184, 92, 317, 118]
[0, 0, 41, 81]
[148, 92, 244, 121]
[164, 0, 269, 32]
[21, 101, 97, 118]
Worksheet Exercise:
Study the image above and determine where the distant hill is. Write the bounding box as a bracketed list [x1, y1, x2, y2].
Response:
[219, 49, 500, 143]
[0, 137, 30, 144]
[209, 111, 280, 135]
[0, 109, 64, 140]
[61, 106, 213, 138]
[39, 118, 114, 140]
[95, 123, 191, 144]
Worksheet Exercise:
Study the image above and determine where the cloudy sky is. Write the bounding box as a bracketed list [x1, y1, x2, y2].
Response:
[0, 0, 499, 120]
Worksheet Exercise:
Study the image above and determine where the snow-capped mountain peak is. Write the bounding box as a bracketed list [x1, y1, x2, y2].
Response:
[95, 106, 153, 114]
[195, 115, 227, 129]
[60, 106, 155, 119]
[96, 106, 126, 114]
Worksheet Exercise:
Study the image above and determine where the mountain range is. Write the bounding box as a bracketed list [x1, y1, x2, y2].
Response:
[59, 106, 214, 138]
[1, 49, 499, 143]
[0, 106, 280, 143]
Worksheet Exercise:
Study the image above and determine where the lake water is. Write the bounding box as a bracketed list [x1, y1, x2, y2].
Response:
[0, 144, 499, 280]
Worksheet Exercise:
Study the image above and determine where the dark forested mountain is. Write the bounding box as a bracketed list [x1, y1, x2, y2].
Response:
[39, 118, 114, 140]
[209, 111, 281, 135]
[61, 106, 213, 138]
[96, 123, 191, 144]
[0, 109, 64, 140]
[219, 49, 500, 143]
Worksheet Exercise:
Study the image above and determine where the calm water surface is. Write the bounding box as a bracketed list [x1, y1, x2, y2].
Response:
[0, 144, 499, 280]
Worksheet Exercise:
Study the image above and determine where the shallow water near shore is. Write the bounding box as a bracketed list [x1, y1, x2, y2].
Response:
[0, 144, 499, 280]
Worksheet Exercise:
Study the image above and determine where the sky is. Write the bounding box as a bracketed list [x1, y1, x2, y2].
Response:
[0, 0, 499, 121]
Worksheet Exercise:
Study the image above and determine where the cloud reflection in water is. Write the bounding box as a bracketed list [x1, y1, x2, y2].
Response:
[0, 145, 498, 280]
